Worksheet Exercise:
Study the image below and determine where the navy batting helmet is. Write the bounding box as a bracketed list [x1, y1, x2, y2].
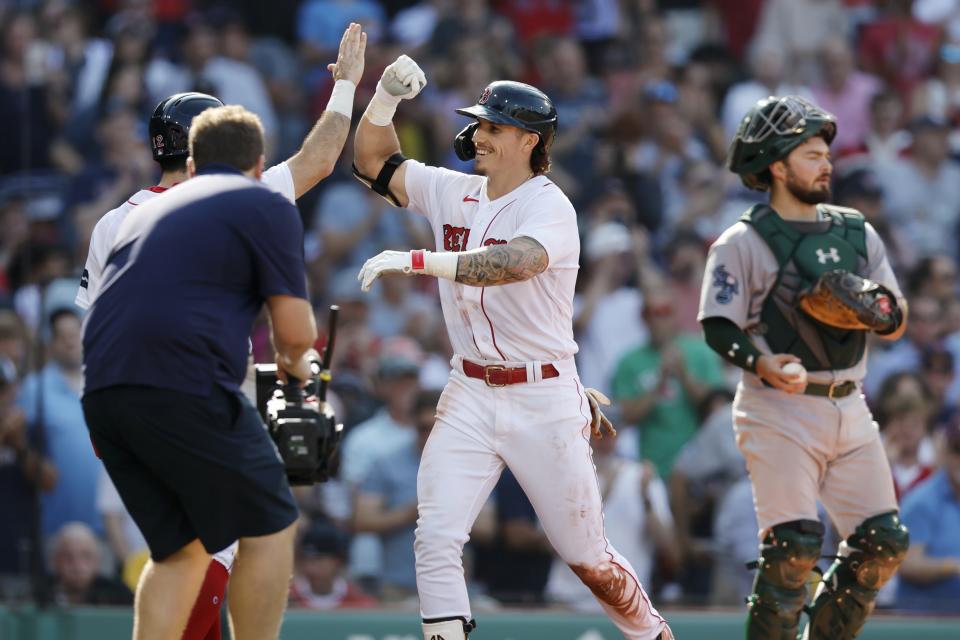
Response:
[453, 81, 558, 161]
[149, 92, 224, 161]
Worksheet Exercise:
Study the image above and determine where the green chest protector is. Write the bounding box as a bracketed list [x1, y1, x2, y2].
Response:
[741, 204, 869, 371]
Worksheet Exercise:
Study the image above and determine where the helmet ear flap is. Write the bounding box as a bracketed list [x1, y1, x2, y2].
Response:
[454, 122, 479, 161]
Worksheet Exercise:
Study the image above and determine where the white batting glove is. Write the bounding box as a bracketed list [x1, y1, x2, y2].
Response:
[379, 54, 427, 99]
[357, 251, 413, 292]
[584, 387, 617, 438]
[357, 249, 459, 291]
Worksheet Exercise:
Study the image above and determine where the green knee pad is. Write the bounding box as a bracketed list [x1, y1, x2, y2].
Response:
[804, 511, 910, 640]
[745, 520, 824, 640]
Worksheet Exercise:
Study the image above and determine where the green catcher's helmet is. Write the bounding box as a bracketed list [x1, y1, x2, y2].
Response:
[727, 95, 837, 191]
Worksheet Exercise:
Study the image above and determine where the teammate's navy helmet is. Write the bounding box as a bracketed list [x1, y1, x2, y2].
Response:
[149, 92, 224, 161]
[455, 81, 558, 152]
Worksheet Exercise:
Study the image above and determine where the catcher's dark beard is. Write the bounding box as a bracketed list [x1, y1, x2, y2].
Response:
[785, 168, 831, 205]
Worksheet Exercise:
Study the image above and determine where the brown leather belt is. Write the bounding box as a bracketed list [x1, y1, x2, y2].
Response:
[804, 380, 858, 399]
[462, 360, 559, 387]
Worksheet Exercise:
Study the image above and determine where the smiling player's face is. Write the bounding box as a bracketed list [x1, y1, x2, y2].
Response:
[471, 119, 537, 177]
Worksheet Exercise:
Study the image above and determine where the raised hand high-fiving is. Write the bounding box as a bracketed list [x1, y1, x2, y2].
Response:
[327, 22, 367, 85]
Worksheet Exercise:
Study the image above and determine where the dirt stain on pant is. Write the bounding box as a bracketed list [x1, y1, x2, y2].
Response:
[569, 561, 643, 619]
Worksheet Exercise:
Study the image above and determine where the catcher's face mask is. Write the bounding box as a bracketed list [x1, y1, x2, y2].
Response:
[727, 95, 837, 191]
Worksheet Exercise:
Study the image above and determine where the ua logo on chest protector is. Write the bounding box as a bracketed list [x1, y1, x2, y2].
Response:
[816, 247, 840, 264]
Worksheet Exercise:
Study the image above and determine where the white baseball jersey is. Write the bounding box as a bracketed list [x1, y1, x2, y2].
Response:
[404, 160, 579, 362]
[404, 161, 668, 639]
[76, 162, 295, 309]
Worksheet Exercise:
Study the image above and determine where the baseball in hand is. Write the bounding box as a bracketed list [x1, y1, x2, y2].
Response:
[781, 362, 807, 384]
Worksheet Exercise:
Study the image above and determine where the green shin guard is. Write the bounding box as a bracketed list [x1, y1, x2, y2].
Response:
[745, 520, 825, 640]
[803, 512, 909, 640]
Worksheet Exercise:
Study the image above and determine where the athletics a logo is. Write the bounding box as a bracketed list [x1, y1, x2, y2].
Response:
[429, 636, 445, 640]
[816, 247, 840, 264]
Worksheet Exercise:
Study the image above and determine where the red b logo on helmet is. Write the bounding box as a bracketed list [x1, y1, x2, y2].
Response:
[478, 87, 491, 105]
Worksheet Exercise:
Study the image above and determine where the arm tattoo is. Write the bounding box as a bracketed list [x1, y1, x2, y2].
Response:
[455, 236, 549, 286]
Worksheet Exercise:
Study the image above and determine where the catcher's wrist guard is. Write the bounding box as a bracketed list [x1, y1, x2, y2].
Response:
[798, 269, 901, 334]
[702, 316, 762, 372]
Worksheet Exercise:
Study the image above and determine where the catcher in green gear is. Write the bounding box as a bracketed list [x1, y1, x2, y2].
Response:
[697, 95, 910, 640]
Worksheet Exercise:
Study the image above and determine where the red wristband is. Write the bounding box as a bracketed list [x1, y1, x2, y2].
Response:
[411, 249, 426, 271]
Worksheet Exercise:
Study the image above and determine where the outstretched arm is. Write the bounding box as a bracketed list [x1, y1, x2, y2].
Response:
[357, 236, 548, 292]
[285, 23, 366, 199]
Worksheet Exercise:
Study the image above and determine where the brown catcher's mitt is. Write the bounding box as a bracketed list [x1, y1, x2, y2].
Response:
[798, 269, 900, 332]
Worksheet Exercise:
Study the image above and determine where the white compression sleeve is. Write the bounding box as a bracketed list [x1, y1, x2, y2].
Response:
[410, 250, 458, 282]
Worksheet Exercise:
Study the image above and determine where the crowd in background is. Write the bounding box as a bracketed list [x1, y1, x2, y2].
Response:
[2, 0, 960, 616]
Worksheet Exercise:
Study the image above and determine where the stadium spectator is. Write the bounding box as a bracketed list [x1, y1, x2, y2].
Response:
[289, 519, 376, 610]
[612, 287, 725, 476]
[663, 231, 708, 335]
[811, 38, 883, 154]
[842, 90, 912, 174]
[898, 418, 960, 613]
[910, 40, 960, 129]
[748, 0, 848, 86]
[532, 35, 609, 203]
[879, 115, 960, 262]
[18, 308, 100, 538]
[0, 355, 55, 589]
[668, 388, 743, 592]
[629, 80, 712, 245]
[340, 336, 422, 591]
[858, 0, 942, 99]
[574, 221, 648, 393]
[720, 45, 813, 141]
[920, 346, 958, 426]
[832, 168, 906, 269]
[47, 522, 132, 606]
[0, 11, 59, 174]
[353, 389, 440, 602]
[878, 391, 937, 499]
[866, 295, 947, 399]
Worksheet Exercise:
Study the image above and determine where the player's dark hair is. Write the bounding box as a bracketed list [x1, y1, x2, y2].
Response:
[188, 105, 264, 172]
[531, 143, 551, 175]
[157, 155, 187, 173]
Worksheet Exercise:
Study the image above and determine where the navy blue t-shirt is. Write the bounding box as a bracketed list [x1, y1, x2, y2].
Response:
[83, 165, 308, 397]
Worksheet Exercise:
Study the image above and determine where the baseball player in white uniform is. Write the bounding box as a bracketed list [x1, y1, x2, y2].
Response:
[353, 56, 672, 640]
[76, 24, 366, 640]
[697, 96, 910, 640]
